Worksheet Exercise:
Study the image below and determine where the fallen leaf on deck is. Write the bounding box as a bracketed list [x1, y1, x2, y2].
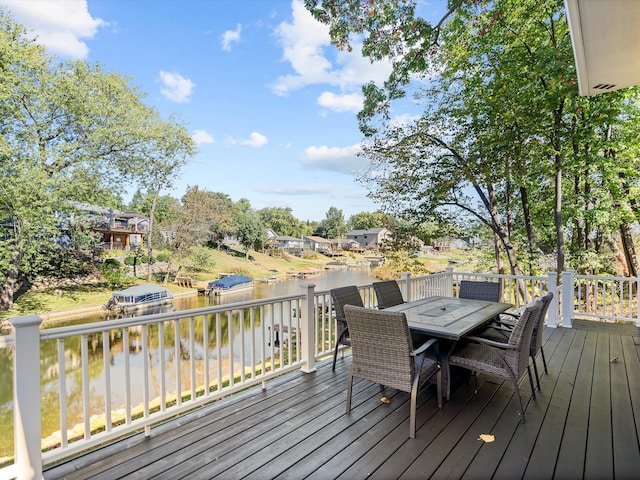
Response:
[610, 357, 619, 363]
[478, 434, 495, 443]
[380, 396, 391, 404]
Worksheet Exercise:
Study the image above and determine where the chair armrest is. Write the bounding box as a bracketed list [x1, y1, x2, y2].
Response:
[465, 335, 515, 350]
[411, 337, 438, 356]
[500, 311, 520, 319]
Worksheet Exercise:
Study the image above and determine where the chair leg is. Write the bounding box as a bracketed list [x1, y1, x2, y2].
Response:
[410, 378, 419, 438]
[332, 338, 341, 371]
[540, 347, 548, 374]
[436, 370, 442, 409]
[514, 384, 526, 423]
[346, 373, 354, 413]
[527, 365, 536, 400]
[531, 355, 541, 390]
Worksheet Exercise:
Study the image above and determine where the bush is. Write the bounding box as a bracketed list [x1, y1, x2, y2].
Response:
[187, 245, 216, 272]
[98, 259, 133, 289]
[157, 252, 171, 262]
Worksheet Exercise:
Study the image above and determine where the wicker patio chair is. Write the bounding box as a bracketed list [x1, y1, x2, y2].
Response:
[343, 304, 442, 438]
[448, 299, 543, 422]
[479, 292, 554, 390]
[373, 280, 405, 309]
[330, 286, 364, 371]
[458, 280, 501, 301]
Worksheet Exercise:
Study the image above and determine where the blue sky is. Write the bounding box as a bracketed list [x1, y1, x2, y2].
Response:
[2, 0, 444, 222]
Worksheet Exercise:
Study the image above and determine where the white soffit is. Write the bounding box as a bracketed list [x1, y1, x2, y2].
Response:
[565, 0, 640, 96]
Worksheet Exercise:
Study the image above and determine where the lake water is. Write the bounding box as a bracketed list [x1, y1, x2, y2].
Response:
[0, 268, 378, 459]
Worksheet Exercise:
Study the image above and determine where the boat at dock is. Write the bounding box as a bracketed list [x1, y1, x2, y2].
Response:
[206, 275, 254, 295]
[104, 284, 174, 314]
[297, 268, 321, 278]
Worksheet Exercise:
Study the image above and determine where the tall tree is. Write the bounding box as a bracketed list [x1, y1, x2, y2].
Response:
[234, 211, 266, 259]
[132, 117, 195, 281]
[0, 11, 195, 309]
[257, 207, 312, 238]
[320, 207, 348, 239]
[311, 0, 640, 280]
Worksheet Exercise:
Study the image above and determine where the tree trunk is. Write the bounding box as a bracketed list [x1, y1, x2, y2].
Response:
[520, 185, 535, 275]
[553, 151, 565, 275]
[619, 222, 638, 278]
[147, 189, 159, 282]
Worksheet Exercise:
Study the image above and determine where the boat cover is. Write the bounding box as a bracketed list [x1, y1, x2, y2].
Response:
[208, 275, 253, 290]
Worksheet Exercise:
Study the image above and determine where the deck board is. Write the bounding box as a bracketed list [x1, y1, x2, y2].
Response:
[42, 321, 640, 480]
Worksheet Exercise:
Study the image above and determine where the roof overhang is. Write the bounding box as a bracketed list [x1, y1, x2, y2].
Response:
[565, 0, 640, 95]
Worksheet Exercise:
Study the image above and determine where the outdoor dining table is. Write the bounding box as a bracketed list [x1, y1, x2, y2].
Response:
[386, 295, 512, 399]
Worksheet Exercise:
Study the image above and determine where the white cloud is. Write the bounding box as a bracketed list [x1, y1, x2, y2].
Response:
[192, 130, 215, 145]
[300, 143, 368, 174]
[317, 92, 363, 113]
[158, 70, 195, 103]
[228, 132, 269, 148]
[271, 0, 392, 96]
[2, 0, 106, 58]
[221, 23, 242, 51]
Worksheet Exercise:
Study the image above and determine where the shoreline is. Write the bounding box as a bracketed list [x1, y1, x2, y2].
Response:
[38, 289, 198, 322]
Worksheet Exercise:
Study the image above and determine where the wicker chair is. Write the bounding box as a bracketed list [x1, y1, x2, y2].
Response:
[448, 299, 543, 422]
[479, 292, 554, 390]
[343, 305, 442, 438]
[458, 280, 501, 301]
[373, 280, 405, 309]
[330, 286, 364, 371]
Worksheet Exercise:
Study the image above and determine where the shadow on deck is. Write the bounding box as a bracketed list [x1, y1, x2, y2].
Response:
[44, 320, 640, 479]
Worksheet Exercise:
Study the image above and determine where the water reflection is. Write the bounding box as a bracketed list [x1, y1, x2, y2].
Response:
[0, 269, 377, 459]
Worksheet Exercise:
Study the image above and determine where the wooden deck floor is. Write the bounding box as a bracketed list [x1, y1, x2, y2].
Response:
[44, 320, 640, 480]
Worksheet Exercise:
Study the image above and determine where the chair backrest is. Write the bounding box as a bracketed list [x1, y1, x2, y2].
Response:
[505, 299, 543, 377]
[530, 292, 554, 356]
[344, 305, 414, 393]
[330, 286, 364, 321]
[373, 280, 405, 309]
[458, 280, 501, 302]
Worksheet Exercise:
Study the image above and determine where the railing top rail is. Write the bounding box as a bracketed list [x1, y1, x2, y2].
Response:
[0, 334, 15, 347]
[451, 272, 547, 281]
[40, 292, 306, 341]
[572, 273, 640, 282]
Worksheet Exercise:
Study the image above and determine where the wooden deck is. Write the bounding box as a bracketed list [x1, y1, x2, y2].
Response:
[43, 320, 640, 479]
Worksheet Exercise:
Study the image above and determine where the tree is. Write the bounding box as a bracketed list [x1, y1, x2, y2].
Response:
[234, 212, 265, 259]
[0, 11, 194, 309]
[132, 117, 195, 281]
[312, 0, 640, 281]
[257, 207, 312, 237]
[319, 207, 347, 239]
[207, 192, 235, 249]
[347, 211, 396, 231]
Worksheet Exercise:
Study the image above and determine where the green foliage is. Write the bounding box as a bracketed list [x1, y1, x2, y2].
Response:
[98, 260, 132, 289]
[319, 206, 347, 238]
[234, 211, 266, 257]
[156, 252, 171, 262]
[0, 9, 196, 307]
[257, 207, 313, 237]
[185, 245, 216, 272]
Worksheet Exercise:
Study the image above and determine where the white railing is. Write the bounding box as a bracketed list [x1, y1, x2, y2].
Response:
[2, 270, 640, 479]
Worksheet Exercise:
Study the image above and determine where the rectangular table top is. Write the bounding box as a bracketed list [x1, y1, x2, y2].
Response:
[386, 296, 512, 340]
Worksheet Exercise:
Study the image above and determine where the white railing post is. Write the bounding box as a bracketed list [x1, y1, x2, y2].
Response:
[300, 283, 316, 373]
[561, 270, 574, 328]
[400, 272, 411, 302]
[547, 272, 558, 327]
[10, 315, 43, 480]
[445, 267, 454, 297]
